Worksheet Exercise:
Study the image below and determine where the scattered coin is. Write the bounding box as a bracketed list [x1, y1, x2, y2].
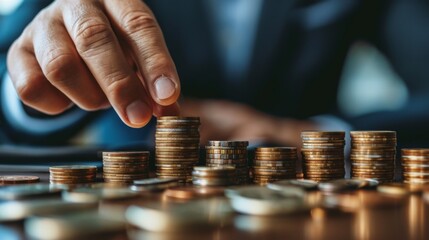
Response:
[130, 178, 182, 192]
[62, 187, 139, 203]
[226, 186, 306, 215]
[164, 186, 225, 199]
[0, 199, 97, 222]
[126, 200, 228, 232]
[267, 179, 318, 191]
[318, 179, 370, 192]
[0, 175, 40, 185]
[0, 184, 62, 200]
[24, 211, 126, 240]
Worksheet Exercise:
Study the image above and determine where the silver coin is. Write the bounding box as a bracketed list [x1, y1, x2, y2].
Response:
[25, 211, 125, 240]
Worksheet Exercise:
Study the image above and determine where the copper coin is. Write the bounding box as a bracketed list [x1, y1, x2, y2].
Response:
[0, 175, 40, 184]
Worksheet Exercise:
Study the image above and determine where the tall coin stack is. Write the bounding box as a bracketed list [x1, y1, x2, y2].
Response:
[49, 166, 97, 185]
[401, 148, 429, 184]
[102, 151, 150, 183]
[350, 131, 396, 183]
[205, 141, 249, 184]
[253, 147, 297, 185]
[155, 117, 201, 182]
[192, 166, 236, 186]
[301, 131, 346, 182]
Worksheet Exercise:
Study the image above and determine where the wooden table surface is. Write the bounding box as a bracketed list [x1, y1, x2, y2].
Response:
[1, 172, 429, 240]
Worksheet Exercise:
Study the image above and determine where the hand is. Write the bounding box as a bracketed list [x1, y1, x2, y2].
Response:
[180, 99, 320, 146]
[7, 0, 180, 128]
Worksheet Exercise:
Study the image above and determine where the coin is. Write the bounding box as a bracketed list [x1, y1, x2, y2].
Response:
[205, 141, 249, 185]
[49, 166, 97, 173]
[267, 179, 318, 191]
[301, 131, 345, 182]
[49, 166, 97, 184]
[0, 175, 40, 185]
[225, 186, 306, 215]
[102, 151, 150, 157]
[0, 184, 62, 200]
[207, 141, 249, 147]
[25, 211, 125, 239]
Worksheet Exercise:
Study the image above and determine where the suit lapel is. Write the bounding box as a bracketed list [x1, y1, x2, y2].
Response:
[246, 0, 298, 98]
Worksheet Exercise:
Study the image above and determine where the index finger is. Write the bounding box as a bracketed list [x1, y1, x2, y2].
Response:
[61, 1, 153, 127]
[103, 0, 181, 106]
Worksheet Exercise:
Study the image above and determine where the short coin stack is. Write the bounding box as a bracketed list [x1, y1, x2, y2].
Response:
[350, 131, 396, 183]
[102, 151, 149, 183]
[206, 141, 249, 184]
[252, 147, 297, 185]
[50, 166, 97, 185]
[155, 117, 201, 182]
[401, 148, 429, 184]
[301, 131, 345, 182]
[192, 166, 236, 186]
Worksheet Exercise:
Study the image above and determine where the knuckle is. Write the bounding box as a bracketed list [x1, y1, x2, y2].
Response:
[145, 52, 174, 75]
[105, 72, 134, 101]
[122, 10, 158, 35]
[43, 50, 75, 86]
[15, 75, 43, 104]
[73, 18, 112, 57]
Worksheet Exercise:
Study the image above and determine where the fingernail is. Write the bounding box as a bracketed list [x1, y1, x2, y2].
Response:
[126, 100, 149, 125]
[154, 76, 176, 100]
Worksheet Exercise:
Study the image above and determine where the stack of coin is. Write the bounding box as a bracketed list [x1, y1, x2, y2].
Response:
[50, 166, 97, 184]
[401, 148, 429, 184]
[301, 131, 345, 182]
[252, 147, 297, 185]
[192, 166, 236, 186]
[205, 141, 249, 184]
[350, 131, 396, 183]
[155, 117, 201, 182]
[102, 151, 149, 183]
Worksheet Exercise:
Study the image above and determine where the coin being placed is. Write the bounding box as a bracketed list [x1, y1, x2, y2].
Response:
[267, 179, 318, 191]
[25, 211, 125, 240]
[0, 175, 40, 185]
[225, 186, 306, 216]
[0, 184, 62, 200]
[130, 178, 181, 192]
[0, 199, 97, 222]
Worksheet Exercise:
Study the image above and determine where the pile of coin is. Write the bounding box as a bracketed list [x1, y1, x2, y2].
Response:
[401, 148, 429, 184]
[155, 117, 201, 182]
[205, 141, 249, 184]
[252, 147, 297, 185]
[192, 166, 236, 186]
[350, 131, 396, 183]
[301, 131, 345, 182]
[102, 151, 149, 183]
[50, 166, 97, 184]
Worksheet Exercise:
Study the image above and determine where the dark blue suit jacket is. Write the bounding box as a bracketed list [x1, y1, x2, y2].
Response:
[1, 0, 429, 147]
